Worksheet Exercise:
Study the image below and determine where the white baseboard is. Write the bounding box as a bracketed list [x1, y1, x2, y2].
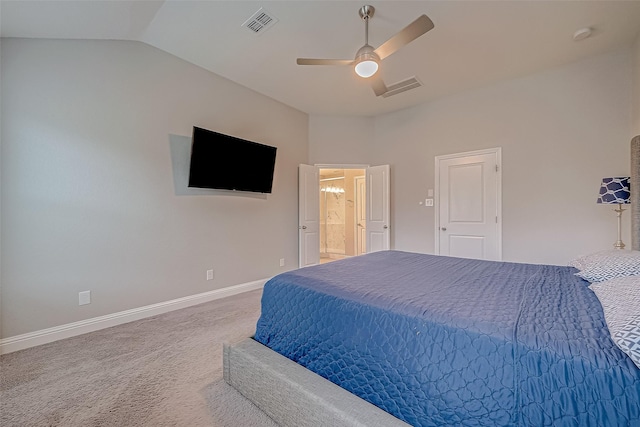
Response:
[0, 279, 267, 355]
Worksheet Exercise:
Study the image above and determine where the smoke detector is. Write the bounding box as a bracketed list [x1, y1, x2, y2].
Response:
[573, 27, 592, 41]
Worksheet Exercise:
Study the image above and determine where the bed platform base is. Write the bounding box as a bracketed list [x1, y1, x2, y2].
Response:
[223, 338, 410, 427]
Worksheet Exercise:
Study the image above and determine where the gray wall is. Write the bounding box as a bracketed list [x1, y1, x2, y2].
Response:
[634, 33, 640, 136]
[309, 115, 373, 165]
[1, 39, 308, 338]
[311, 49, 633, 265]
[2, 37, 638, 339]
[0, 36, 3, 337]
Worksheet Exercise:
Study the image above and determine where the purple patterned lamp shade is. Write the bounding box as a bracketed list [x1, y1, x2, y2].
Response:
[597, 177, 631, 204]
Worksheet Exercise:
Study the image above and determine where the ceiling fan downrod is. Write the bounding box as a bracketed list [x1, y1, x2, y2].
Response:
[354, 5, 379, 78]
[359, 5, 374, 45]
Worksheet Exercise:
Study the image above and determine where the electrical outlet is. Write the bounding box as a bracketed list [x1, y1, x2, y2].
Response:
[279, 258, 285, 267]
[79, 291, 91, 306]
[206, 269, 214, 280]
[425, 198, 434, 207]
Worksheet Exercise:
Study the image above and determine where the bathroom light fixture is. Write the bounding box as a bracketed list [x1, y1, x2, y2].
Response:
[321, 186, 345, 194]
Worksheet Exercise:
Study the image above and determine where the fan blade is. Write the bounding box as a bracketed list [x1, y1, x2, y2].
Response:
[374, 14, 434, 60]
[371, 77, 388, 97]
[297, 58, 354, 66]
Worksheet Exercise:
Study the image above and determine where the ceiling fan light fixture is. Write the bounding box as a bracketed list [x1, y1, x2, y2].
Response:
[355, 57, 378, 78]
[354, 45, 379, 78]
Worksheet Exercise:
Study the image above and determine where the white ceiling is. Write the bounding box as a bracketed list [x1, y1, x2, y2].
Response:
[2, 0, 640, 117]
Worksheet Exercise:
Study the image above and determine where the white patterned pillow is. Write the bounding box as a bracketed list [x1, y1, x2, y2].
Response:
[590, 276, 640, 368]
[613, 315, 640, 369]
[568, 249, 625, 270]
[570, 250, 640, 282]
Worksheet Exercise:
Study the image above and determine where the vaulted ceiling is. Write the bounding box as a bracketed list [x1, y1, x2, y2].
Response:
[2, 1, 640, 116]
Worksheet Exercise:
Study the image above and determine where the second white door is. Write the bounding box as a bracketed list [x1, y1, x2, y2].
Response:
[366, 165, 390, 253]
[435, 149, 501, 260]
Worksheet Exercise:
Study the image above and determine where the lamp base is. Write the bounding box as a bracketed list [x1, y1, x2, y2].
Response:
[613, 204, 626, 250]
[614, 240, 626, 250]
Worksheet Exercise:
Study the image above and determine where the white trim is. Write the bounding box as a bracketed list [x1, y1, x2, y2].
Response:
[434, 147, 502, 259]
[0, 279, 268, 355]
[434, 147, 501, 161]
[314, 163, 370, 169]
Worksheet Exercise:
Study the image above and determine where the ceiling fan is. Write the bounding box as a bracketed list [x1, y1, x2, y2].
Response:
[296, 5, 434, 97]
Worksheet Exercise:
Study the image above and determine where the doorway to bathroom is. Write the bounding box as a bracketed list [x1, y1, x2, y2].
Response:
[298, 164, 389, 268]
[319, 168, 366, 264]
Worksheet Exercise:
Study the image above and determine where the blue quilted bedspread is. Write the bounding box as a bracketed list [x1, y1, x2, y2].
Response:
[254, 251, 640, 426]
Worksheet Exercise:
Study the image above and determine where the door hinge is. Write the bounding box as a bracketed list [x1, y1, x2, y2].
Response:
[495, 165, 499, 172]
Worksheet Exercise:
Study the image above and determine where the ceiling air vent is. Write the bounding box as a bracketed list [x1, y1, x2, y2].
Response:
[382, 77, 423, 98]
[242, 8, 278, 34]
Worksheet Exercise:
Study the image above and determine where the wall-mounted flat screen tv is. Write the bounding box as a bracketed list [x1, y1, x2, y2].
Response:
[188, 126, 277, 193]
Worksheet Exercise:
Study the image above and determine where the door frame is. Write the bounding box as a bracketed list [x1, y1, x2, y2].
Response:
[317, 164, 370, 259]
[300, 164, 369, 267]
[315, 164, 370, 170]
[355, 175, 366, 256]
[434, 147, 502, 259]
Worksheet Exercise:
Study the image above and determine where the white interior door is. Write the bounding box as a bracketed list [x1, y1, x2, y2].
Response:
[366, 165, 390, 253]
[355, 176, 366, 255]
[435, 148, 501, 260]
[299, 164, 320, 267]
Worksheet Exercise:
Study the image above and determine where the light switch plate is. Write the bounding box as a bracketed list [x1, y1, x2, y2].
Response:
[425, 199, 434, 206]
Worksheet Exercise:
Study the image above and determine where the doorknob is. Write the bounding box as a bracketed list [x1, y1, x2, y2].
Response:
[300, 225, 307, 229]
[441, 227, 447, 231]
[383, 225, 388, 229]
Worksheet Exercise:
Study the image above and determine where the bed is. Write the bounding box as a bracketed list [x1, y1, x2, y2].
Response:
[244, 250, 640, 426]
[223, 136, 640, 425]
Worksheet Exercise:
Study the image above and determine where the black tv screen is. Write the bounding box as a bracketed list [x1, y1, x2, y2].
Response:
[188, 127, 277, 193]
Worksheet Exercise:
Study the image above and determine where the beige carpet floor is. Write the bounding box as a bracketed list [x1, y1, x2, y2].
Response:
[0, 289, 279, 426]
